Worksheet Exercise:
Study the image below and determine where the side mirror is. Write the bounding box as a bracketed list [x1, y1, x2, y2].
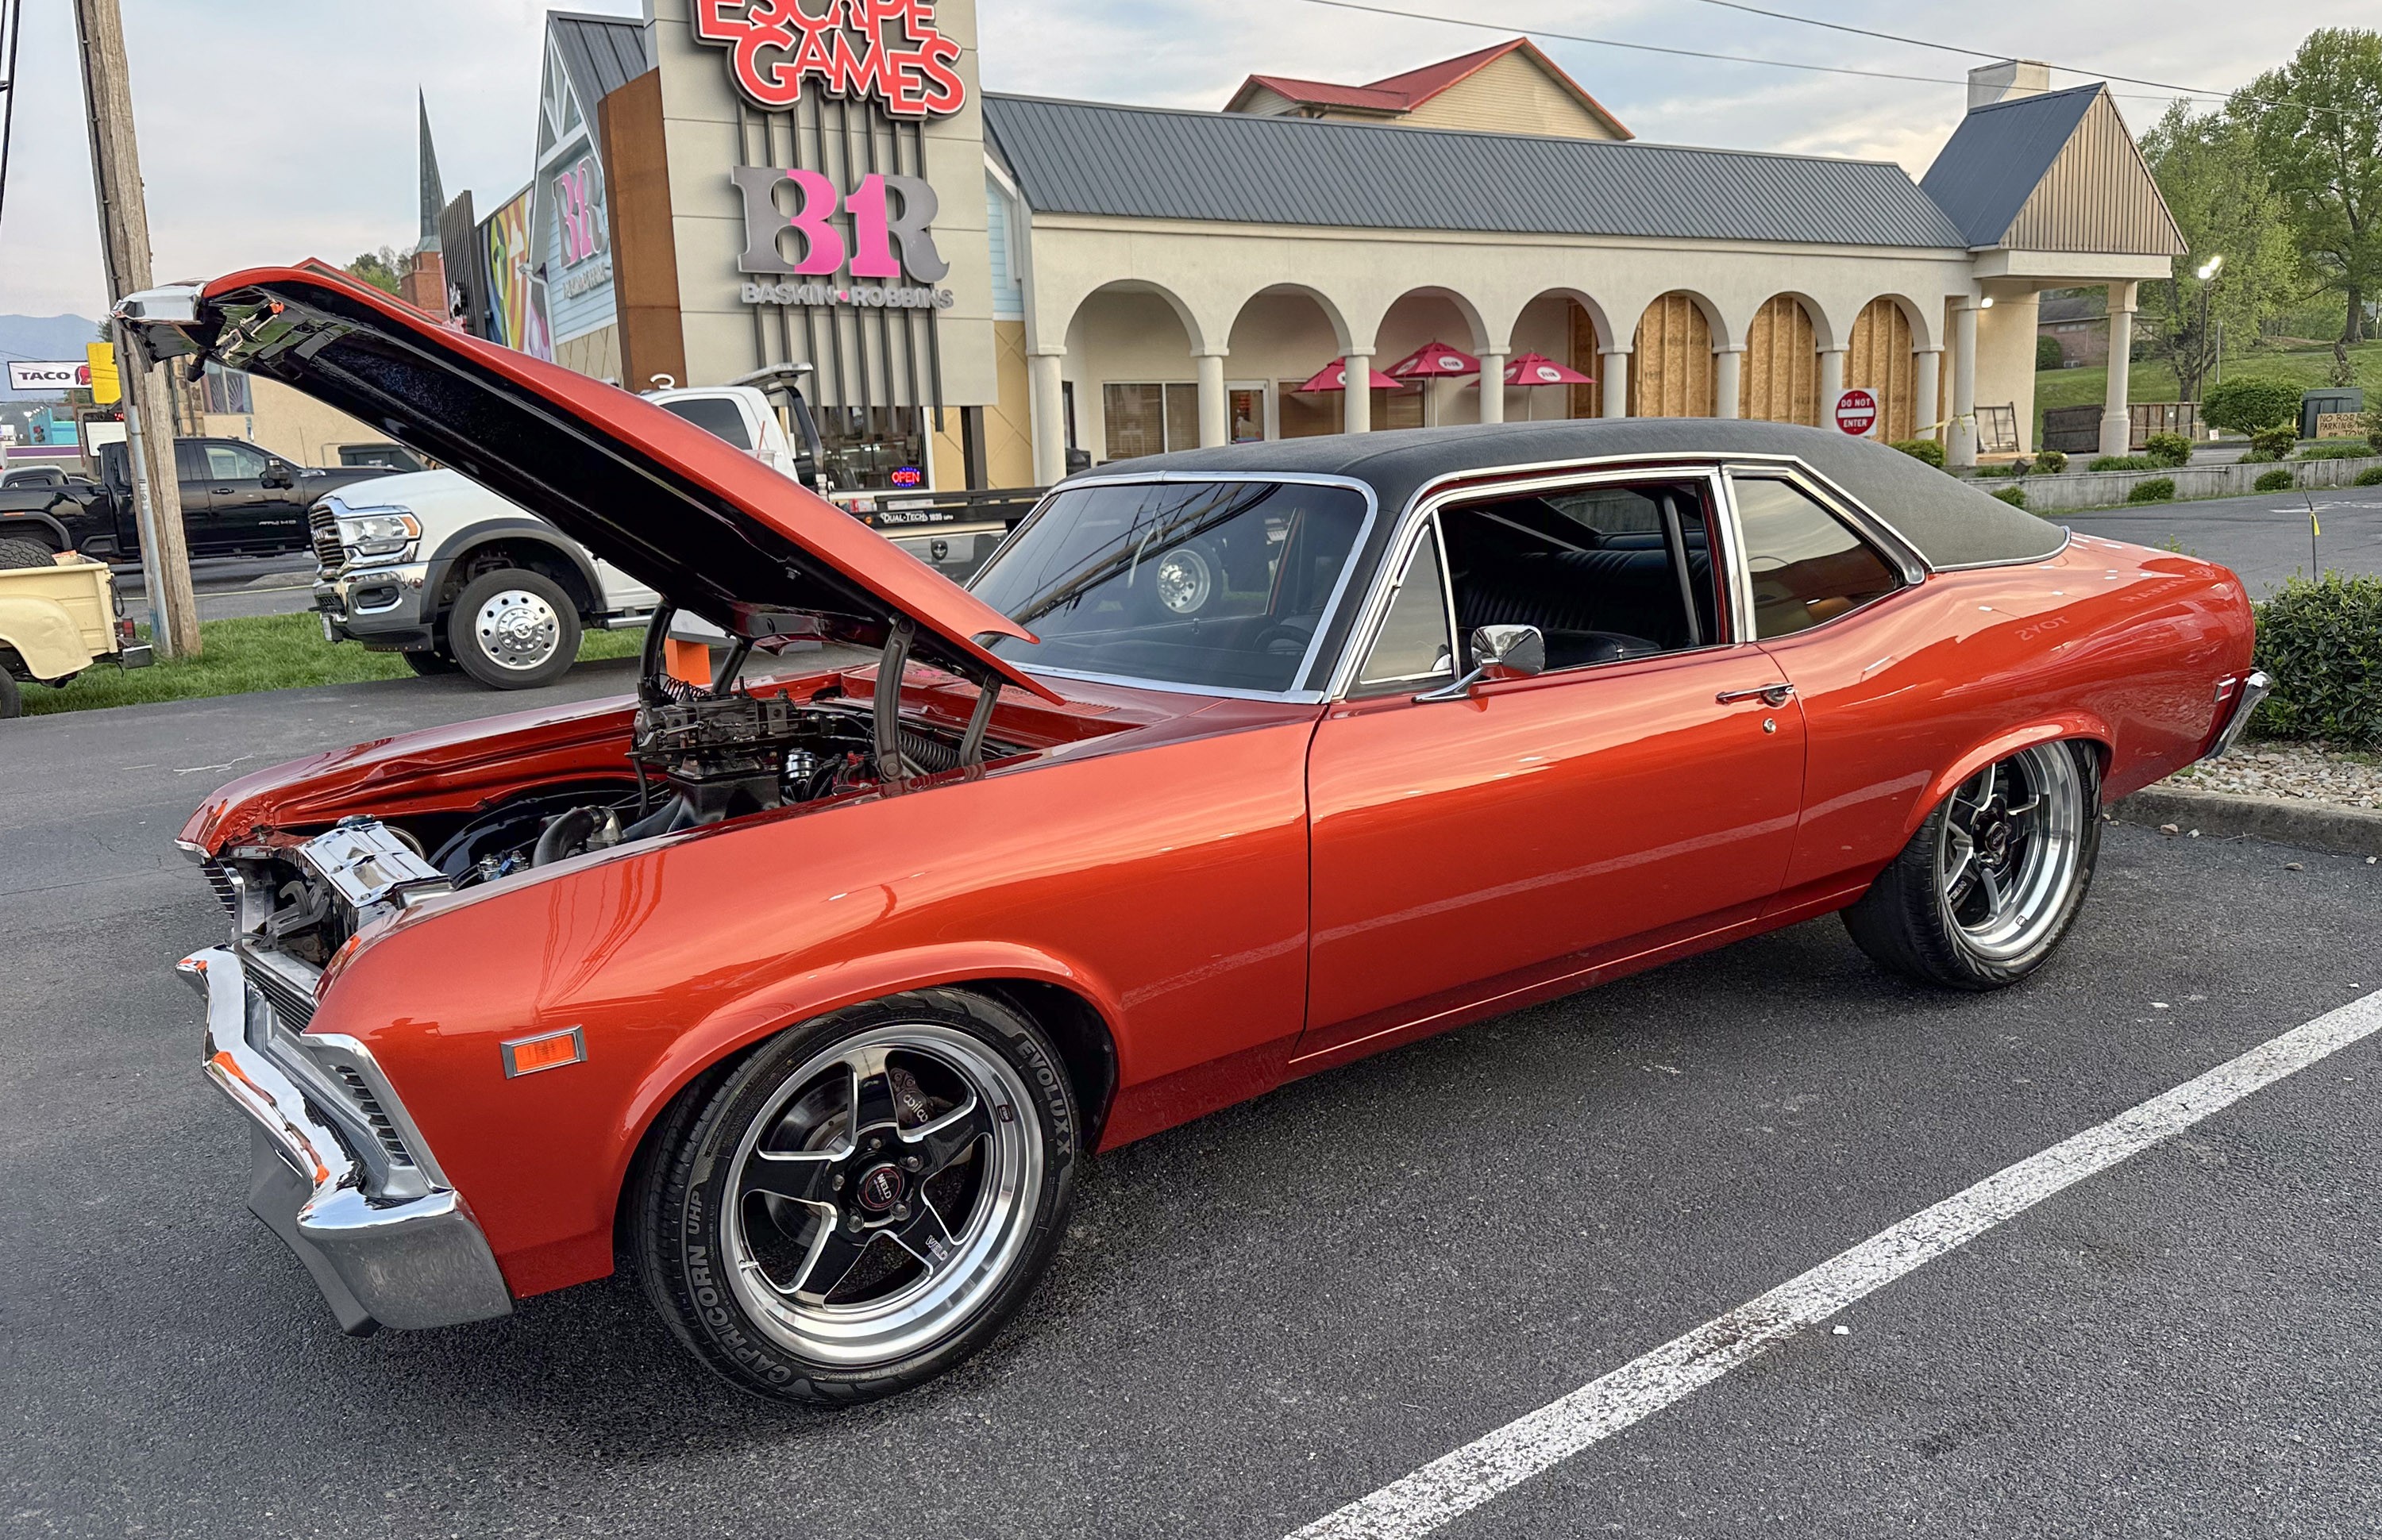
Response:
[260, 469, 292, 489]
[1416, 624, 1545, 702]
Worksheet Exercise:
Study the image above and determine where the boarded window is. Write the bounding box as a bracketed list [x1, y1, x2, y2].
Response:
[1741, 295, 1818, 425]
[1628, 293, 1714, 418]
[1846, 298, 1917, 443]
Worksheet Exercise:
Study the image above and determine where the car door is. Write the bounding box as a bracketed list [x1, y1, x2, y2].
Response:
[171, 441, 235, 556]
[195, 441, 282, 550]
[1298, 468, 1808, 1067]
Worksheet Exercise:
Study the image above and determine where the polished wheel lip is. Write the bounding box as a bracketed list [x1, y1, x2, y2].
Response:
[723, 1022, 1040, 1369]
[1936, 742, 2084, 964]
[472, 588, 562, 672]
[1154, 545, 1214, 615]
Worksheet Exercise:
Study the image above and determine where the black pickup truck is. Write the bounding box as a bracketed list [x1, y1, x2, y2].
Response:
[0, 438, 396, 560]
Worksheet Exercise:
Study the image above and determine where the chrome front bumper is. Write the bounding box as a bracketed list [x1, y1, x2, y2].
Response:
[181, 945, 513, 1334]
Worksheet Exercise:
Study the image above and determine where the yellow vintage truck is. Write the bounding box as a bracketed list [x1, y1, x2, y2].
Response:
[0, 543, 152, 718]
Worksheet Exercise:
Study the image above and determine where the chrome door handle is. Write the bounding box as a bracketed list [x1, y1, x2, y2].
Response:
[1717, 683, 1795, 706]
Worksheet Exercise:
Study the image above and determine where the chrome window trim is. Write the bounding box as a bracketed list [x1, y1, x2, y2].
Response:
[1721, 459, 1929, 586]
[1326, 462, 1747, 699]
[1346, 513, 1458, 694]
[1931, 524, 2076, 572]
[977, 471, 1381, 704]
[1720, 468, 1918, 645]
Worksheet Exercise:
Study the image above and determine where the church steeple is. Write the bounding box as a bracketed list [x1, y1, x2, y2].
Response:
[417, 89, 445, 254]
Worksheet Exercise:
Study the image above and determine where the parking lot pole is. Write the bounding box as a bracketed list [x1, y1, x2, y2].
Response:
[74, 0, 199, 658]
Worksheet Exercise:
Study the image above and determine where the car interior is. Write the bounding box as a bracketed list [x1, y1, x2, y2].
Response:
[1436, 482, 1724, 673]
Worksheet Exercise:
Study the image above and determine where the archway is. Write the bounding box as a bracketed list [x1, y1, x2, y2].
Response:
[1227, 285, 1355, 440]
[1741, 295, 1820, 425]
[1503, 288, 1612, 420]
[1629, 292, 1717, 418]
[1847, 296, 1918, 443]
[1064, 280, 1200, 464]
[1375, 288, 1490, 427]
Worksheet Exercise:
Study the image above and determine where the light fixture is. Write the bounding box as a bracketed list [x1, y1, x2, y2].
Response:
[2197, 253, 2225, 280]
[1979, 295, 1995, 310]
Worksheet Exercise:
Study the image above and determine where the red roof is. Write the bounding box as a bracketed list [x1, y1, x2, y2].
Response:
[1227, 38, 1632, 140]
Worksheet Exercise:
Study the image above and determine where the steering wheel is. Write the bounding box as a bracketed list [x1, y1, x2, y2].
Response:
[1251, 622, 1312, 656]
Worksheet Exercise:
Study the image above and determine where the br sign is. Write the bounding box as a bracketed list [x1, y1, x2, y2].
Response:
[694, 0, 966, 119]
[1833, 387, 1879, 437]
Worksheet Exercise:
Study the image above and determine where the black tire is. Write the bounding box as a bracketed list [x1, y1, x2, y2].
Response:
[0, 537, 58, 569]
[0, 671, 20, 719]
[445, 568, 580, 690]
[1844, 741, 2101, 991]
[633, 988, 1079, 1405]
[402, 649, 460, 677]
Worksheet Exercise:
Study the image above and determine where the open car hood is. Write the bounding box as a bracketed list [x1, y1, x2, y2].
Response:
[115, 264, 1054, 699]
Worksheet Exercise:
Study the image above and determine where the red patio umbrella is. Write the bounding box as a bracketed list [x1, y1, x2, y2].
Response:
[1294, 359, 1403, 392]
[1386, 341, 1482, 379]
[1500, 352, 1594, 420]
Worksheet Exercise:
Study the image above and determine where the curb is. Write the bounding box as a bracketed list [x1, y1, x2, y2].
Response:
[2110, 783, 2382, 860]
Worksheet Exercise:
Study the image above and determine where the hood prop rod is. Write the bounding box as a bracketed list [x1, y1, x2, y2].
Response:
[959, 671, 1000, 768]
[873, 620, 915, 782]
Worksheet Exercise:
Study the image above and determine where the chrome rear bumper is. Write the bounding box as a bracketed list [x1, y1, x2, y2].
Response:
[181, 945, 513, 1334]
[2202, 669, 2272, 761]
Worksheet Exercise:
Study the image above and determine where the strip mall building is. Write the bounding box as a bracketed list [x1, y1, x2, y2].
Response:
[505, 2, 2187, 495]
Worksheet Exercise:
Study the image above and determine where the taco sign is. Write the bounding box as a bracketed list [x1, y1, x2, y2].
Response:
[693, 0, 967, 118]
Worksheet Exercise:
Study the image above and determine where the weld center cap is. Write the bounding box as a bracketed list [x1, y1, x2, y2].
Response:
[855, 1163, 906, 1214]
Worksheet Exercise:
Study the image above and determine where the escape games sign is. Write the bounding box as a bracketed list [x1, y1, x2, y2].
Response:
[694, 1, 967, 118]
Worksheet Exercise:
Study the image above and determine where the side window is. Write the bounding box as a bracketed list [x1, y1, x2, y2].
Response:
[1731, 477, 1901, 639]
[173, 441, 208, 481]
[204, 442, 268, 481]
[1355, 524, 1454, 691]
[1437, 479, 1725, 673]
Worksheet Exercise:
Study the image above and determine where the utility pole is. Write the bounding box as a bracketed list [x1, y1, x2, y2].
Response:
[73, 0, 197, 657]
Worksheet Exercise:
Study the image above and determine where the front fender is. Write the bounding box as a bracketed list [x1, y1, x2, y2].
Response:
[1909, 714, 2114, 840]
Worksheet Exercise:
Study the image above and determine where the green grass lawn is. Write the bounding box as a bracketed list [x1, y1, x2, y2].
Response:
[2035, 340, 2382, 442]
[17, 611, 645, 717]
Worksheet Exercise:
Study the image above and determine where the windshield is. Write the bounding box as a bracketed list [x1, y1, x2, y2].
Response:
[969, 479, 1367, 693]
[654, 395, 756, 452]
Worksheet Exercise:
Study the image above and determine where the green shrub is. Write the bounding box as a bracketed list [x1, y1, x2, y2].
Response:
[1981, 460, 2029, 478]
[2203, 376, 2302, 434]
[2037, 335, 2065, 371]
[2143, 432, 2193, 467]
[2252, 575, 2382, 748]
[2089, 454, 2155, 472]
[2126, 477, 2176, 503]
[1890, 437, 1945, 468]
[2249, 425, 2299, 460]
[2254, 468, 2295, 492]
[1990, 486, 2026, 509]
[2298, 441, 2369, 460]
[2365, 405, 2382, 454]
[2241, 449, 2282, 464]
[2033, 449, 2068, 474]
[2357, 467, 2382, 487]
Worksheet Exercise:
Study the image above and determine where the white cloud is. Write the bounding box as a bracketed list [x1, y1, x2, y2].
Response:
[2, 0, 2367, 322]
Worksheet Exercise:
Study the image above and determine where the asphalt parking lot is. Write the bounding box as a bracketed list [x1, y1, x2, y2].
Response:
[6, 686, 2380, 1538]
[2068, 487, 2382, 595]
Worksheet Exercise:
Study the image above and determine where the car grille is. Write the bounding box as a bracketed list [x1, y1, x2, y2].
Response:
[309, 505, 345, 576]
[200, 859, 237, 913]
[331, 1065, 417, 1169]
[245, 957, 318, 1030]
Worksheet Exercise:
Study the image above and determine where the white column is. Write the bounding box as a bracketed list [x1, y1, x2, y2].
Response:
[1948, 301, 1980, 468]
[1914, 346, 1942, 445]
[1817, 346, 1846, 422]
[1342, 352, 1371, 434]
[1195, 350, 1228, 449]
[1713, 344, 1745, 420]
[2100, 281, 2137, 458]
[1029, 348, 1066, 485]
[1478, 352, 1506, 423]
[1601, 346, 1631, 418]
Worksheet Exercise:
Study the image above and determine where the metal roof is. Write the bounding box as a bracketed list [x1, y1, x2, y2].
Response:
[983, 94, 1969, 248]
[549, 10, 652, 118]
[1920, 83, 2102, 249]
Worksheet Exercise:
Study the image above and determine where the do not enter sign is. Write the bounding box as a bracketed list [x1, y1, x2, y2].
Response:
[1833, 387, 1879, 437]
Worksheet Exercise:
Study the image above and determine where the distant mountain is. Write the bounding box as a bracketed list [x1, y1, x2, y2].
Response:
[0, 314, 107, 399]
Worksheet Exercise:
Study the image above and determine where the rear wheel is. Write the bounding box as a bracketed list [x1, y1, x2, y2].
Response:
[633, 989, 1078, 1404]
[446, 568, 580, 690]
[0, 671, 20, 718]
[1844, 741, 2099, 990]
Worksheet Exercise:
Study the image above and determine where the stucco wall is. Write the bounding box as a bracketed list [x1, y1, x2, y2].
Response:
[242, 375, 397, 468]
[1975, 291, 2043, 454]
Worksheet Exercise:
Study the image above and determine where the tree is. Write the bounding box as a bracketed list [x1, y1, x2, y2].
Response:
[346, 246, 406, 295]
[2137, 101, 2304, 400]
[2233, 29, 2382, 344]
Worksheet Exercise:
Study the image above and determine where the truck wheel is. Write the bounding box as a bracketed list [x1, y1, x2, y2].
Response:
[0, 537, 58, 569]
[402, 649, 460, 677]
[0, 672, 20, 718]
[446, 568, 580, 690]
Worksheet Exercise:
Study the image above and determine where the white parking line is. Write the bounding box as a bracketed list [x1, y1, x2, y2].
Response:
[1288, 988, 2382, 1540]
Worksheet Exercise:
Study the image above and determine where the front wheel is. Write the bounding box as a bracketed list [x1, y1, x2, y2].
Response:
[1844, 741, 2100, 991]
[446, 568, 580, 690]
[632, 989, 1079, 1404]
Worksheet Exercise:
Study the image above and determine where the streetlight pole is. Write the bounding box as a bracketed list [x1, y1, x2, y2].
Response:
[73, 0, 198, 657]
[2192, 253, 2224, 414]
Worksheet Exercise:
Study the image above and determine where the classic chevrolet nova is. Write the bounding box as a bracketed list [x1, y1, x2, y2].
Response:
[124, 268, 2263, 1403]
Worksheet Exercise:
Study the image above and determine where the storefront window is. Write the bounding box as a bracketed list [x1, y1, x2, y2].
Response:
[815, 406, 927, 492]
[1229, 388, 1265, 443]
[1278, 383, 1339, 438]
[1103, 383, 1200, 461]
[1375, 385, 1425, 431]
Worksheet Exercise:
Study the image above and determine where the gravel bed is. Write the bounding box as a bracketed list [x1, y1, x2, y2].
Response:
[2164, 740, 2382, 810]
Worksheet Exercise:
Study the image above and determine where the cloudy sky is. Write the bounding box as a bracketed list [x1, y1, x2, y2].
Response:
[2, 0, 2370, 324]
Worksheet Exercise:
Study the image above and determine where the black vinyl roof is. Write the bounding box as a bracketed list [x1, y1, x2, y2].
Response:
[1073, 418, 2067, 574]
[983, 94, 1971, 249]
